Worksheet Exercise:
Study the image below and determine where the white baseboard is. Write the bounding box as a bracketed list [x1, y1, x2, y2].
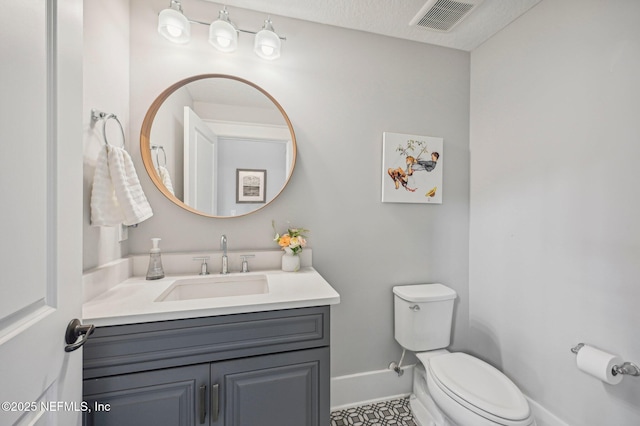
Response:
[330, 366, 568, 426]
[526, 397, 569, 426]
[330, 365, 414, 411]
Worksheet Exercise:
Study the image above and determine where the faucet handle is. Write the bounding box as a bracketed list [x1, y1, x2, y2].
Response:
[240, 254, 255, 273]
[193, 256, 210, 275]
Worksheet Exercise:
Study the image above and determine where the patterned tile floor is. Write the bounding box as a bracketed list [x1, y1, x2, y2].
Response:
[330, 397, 418, 426]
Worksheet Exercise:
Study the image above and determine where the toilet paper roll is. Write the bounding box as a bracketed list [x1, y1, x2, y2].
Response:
[576, 345, 624, 385]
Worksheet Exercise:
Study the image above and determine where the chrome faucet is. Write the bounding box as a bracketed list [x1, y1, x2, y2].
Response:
[220, 234, 229, 274]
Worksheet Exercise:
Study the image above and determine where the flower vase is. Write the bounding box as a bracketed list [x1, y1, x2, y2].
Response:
[281, 252, 300, 272]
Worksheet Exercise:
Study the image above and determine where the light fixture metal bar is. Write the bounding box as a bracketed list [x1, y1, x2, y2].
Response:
[187, 18, 286, 40]
[239, 28, 286, 41]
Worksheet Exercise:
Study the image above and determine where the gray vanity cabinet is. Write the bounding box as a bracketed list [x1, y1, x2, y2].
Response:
[83, 363, 208, 426]
[82, 306, 330, 426]
[212, 348, 326, 426]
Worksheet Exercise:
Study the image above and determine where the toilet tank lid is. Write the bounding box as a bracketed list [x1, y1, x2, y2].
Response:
[393, 284, 457, 302]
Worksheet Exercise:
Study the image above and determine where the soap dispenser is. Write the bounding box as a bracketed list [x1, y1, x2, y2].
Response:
[146, 238, 165, 280]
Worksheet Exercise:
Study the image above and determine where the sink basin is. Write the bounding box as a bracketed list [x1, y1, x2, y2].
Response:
[156, 274, 269, 302]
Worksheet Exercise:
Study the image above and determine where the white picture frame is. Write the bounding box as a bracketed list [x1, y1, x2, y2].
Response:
[381, 132, 443, 204]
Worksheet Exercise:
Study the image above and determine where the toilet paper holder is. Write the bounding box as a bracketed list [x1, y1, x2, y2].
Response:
[571, 343, 640, 377]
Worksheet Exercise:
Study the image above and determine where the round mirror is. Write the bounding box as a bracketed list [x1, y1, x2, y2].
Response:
[140, 74, 296, 218]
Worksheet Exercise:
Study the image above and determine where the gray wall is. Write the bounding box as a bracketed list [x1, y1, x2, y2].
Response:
[83, 0, 130, 270]
[125, 0, 471, 377]
[217, 139, 287, 216]
[469, 0, 640, 424]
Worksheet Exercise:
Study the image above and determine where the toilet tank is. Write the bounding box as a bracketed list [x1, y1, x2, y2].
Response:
[393, 284, 457, 352]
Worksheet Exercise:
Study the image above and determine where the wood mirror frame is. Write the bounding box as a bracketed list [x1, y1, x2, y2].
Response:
[140, 74, 297, 218]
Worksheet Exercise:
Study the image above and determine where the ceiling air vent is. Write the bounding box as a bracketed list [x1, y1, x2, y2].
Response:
[410, 0, 484, 32]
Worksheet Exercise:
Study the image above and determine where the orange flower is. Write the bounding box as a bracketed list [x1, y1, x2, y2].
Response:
[278, 234, 291, 247]
[273, 221, 309, 255]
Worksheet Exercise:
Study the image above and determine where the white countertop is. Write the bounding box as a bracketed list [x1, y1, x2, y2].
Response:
[83, 267, 340, 327]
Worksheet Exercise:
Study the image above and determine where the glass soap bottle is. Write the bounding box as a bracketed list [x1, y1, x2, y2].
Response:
[146, 238, 165, 280]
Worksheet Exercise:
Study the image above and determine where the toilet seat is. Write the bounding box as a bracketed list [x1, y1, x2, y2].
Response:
[421, 352, 532, 426]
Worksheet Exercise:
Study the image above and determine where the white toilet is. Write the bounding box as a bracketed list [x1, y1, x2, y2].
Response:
[394, 283, 536, 426]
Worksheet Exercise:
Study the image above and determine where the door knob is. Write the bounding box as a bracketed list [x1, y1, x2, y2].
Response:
[64, 319, 95, 352]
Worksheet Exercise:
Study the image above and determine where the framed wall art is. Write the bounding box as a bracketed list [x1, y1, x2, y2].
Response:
[236, 169, 267, 203]
[381, 132, 443, 204]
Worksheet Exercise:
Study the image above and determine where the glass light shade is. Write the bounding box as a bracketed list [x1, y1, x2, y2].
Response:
[254, 28, 281, 60]
[209, 19, 238, 52]
[158, 8, 190, 44]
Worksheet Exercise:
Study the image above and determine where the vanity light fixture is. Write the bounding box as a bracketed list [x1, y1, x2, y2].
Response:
[254, 18, 281, 60]
[208, 7, 238, 52]
[157, 0, 191, 44]
[156, 1, 285, 60]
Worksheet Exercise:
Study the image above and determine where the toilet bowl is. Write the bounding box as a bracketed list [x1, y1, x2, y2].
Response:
[393, 284, 536, 426]
[423, 352, 535, 426]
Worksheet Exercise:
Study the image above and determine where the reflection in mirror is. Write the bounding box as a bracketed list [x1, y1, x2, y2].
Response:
[140, 75, 296, 218]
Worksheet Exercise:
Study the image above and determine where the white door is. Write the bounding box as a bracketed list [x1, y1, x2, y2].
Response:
[184, 106, 218, 215]
[0, 0, 84, 425]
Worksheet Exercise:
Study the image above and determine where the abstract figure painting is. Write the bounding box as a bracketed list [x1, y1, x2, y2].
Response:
[381, 132, 443, 204]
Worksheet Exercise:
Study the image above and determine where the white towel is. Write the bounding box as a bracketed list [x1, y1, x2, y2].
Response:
[157, 166, 175, 195]
[90, 145, 153, 226]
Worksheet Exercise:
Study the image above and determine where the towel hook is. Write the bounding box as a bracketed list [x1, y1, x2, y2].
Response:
[91, 109, 125, 148]
[151, 145, 167, 168]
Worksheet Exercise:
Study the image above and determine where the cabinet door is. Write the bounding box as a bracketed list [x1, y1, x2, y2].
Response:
[83, 364, 209, 426]
[211, 348, 329, 426]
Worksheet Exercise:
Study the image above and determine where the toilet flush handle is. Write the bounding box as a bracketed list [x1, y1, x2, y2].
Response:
[409, 305, 420, 312]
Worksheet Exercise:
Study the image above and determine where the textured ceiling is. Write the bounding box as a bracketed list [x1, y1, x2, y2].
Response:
[205, 0, 542, 51]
